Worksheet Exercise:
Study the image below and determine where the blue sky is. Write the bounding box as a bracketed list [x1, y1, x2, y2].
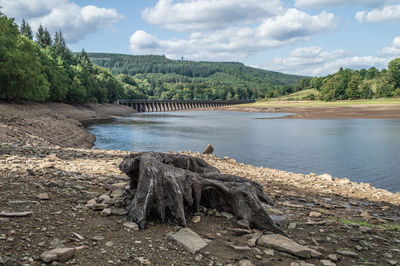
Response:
[1, 0, 400, 76]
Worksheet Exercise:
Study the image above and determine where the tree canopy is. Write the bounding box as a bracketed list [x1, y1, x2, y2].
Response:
[0, 13, 124, 103]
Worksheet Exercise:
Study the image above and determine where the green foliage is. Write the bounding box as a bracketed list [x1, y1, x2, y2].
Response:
[280, 59, 400, 101]
[388, 58, 400, 89]
[0, 16, 49, 102]
[0, 13, 125, 104]
[35, 24, 52, 49]
[19, 19, 33, 40]
[87, 53, 304, 100]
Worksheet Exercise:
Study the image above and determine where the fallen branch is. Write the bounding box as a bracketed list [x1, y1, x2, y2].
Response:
[0, 211, 33, 217]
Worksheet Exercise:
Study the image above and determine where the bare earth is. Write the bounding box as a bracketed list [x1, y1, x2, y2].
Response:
[0, 101, 400, 265]
[223, 102, 400, 119]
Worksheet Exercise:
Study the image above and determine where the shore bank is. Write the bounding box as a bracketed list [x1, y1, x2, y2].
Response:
[222, 101, 400, 119]
[0, 101, 136, 148]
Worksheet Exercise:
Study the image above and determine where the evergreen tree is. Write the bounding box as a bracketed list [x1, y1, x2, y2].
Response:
[35, 24, 52, 48]
[345, 73, 362, 99]
[52, 31, 72, 64]
[20, 19, 33, 39]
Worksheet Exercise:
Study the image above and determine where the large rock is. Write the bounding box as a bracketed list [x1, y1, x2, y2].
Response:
[40, 248, 75, 263]
[257, 234, 321, 258]
[169, 228, 208, 254]
[202, 144, 214, 155]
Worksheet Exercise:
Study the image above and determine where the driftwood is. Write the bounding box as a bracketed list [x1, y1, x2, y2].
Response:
[119, 152, 285, 235]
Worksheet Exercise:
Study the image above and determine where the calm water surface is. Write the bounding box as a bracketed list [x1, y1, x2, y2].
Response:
[87, 111, 400, 192]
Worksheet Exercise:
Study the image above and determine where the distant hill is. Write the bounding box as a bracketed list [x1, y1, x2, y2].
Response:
[86, 53, 304, 100]
[88, 53, 302, 86]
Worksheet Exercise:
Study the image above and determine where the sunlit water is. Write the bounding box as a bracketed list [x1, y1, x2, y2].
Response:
[87, 111, 400, 192]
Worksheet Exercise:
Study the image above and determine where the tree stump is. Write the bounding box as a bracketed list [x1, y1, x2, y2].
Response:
[119, 152, 286, 235]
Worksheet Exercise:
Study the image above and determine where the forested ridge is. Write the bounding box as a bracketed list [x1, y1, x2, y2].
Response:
[87, 53, 304, 100]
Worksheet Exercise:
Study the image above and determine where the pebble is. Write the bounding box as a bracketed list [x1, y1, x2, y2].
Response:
[100, 208, 112, 217]
[37, 193, 49, 200]
[336, 249, 359, 258]
[309, 211, 322, 218]
[328, 254, 338, 262]
[191, 216, 201, 223]
[123, 222, 139, 231]
[288, 222, 297, 229]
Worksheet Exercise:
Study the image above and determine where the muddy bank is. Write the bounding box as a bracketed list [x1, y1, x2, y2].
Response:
[0, 101, 136, 148]
[0, 143, 399, 265]
[223, 103, 400, 119]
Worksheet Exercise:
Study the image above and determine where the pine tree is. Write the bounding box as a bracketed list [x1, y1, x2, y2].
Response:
[35, 24, 52, 48]
[20, 19, 33, 39]
[52, 31, 72, 64]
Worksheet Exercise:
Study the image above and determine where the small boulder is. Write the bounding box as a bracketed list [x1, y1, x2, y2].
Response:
[169, 228, 208, 254]
[257, 234, 321, 258]
[40, 248, 75, 263]
[202, 144, 214, 155]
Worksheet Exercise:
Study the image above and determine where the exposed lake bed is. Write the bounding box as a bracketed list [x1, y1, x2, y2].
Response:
[88, 110, 400, 193]
[1, 102, 400, 265]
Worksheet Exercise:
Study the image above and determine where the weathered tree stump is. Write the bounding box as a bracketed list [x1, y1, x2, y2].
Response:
[119, 152, 286, 235]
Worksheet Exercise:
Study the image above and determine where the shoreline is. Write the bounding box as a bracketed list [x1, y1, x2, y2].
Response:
[222, 101, 400, 119]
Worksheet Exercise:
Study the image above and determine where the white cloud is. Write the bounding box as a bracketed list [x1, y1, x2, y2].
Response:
[356, 4, 400, 22]
[142, 0, 283, 32]
[0, 0, 123, 43]
[295, 0, 392, 8]
[260, 46, 389, 76]
[379, 36, 400, 56]
[130, 9, 337, 61]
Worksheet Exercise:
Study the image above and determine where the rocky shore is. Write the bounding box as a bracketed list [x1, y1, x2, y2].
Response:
[0, 101, 136, 148]
[1, 101, 399, 265]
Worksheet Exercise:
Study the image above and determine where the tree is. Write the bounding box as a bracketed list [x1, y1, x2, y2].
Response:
[52, 31, 72, 64]
[345, 73, 362, 99]
[359, 82, 373, 99]
[365, 67, 380, 80]
[388, 58, 400, 89]
[35, 24, 52, 48]
[20, 19, 33, 40]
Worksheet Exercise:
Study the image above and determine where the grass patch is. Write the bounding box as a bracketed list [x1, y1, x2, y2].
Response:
[338, 218, 400, 232]
[377, 224, 400, 232]
[340, 219, 373, 227]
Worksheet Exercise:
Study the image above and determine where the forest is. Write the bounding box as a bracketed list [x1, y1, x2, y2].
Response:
[269, 62, 400, 101]
[88, 53, 303, 100]
[0, 13, 123, 103]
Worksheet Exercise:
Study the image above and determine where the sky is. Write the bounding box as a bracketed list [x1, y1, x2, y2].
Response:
[1, 0, 400, 76]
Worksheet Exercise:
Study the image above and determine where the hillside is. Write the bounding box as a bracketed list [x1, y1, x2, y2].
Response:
[87, 53, 304, 100]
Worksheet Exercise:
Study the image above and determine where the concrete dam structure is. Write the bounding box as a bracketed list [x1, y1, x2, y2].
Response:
[118, 100, 254, 112]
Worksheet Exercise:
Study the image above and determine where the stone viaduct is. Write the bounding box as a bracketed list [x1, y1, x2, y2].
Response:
[118, 100, 254, 112]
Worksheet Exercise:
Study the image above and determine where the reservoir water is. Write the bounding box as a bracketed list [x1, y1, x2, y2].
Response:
[87, 111, 400, 192]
